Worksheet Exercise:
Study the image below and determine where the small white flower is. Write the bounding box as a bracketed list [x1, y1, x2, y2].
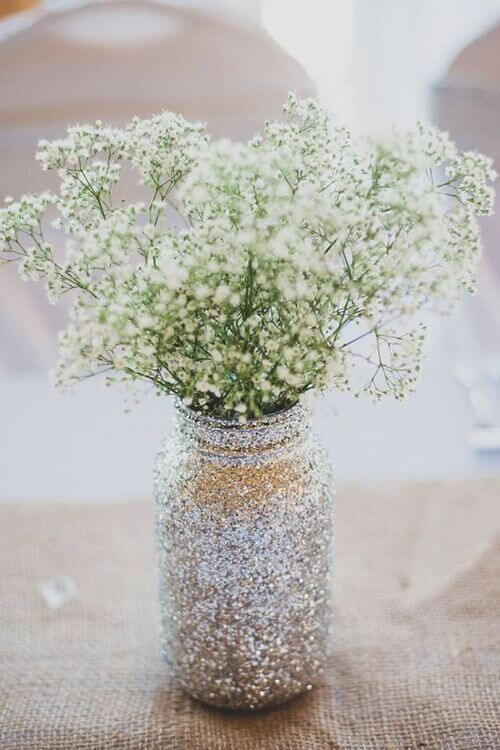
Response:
[214, 284, 231, 304]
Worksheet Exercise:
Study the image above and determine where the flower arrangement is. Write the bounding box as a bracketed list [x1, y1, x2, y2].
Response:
[0, 96, 495, 418]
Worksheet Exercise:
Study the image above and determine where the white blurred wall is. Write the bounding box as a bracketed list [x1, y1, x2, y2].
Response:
[263, 0, 500, 127]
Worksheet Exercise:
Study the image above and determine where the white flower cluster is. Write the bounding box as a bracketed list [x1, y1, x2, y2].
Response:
[0, 96, 495, 417]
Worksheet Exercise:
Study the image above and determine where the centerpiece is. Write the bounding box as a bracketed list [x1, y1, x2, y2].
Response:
[0, 95, 494, 709]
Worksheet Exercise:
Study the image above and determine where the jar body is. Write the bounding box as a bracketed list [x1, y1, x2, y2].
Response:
[154, 403, 334, 709]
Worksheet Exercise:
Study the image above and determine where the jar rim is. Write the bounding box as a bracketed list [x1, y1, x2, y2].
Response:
[175, 399, 306, 430]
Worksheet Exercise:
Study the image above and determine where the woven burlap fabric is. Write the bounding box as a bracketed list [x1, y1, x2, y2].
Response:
[0, 481, 499, 750]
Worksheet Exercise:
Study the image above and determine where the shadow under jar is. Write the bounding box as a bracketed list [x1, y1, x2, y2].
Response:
[154, 402, 334, 710]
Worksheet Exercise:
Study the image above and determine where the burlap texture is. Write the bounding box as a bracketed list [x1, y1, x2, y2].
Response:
[0, 480, 499, 749]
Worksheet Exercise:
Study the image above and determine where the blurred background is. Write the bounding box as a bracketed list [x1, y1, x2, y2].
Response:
[0, 0, 499, 501]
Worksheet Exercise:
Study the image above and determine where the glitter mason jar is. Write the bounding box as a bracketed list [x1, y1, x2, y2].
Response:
[154, 402, 334, 710]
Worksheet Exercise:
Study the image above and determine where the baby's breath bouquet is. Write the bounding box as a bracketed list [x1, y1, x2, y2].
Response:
[0, 96, 495, 417]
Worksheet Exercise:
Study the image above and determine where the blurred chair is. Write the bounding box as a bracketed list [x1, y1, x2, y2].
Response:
[0, 0, 39, 18]
[0, 0, 314, 371]
[432, 21, 500, 444]
[433, 20, 500, 280]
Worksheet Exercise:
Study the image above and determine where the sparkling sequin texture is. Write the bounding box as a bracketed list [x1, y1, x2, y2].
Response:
[154, 402, 334, 710]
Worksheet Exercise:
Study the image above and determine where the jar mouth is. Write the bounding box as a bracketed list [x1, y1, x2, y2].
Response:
[175, 399, 305, 430]
[174, 399, 309, 459]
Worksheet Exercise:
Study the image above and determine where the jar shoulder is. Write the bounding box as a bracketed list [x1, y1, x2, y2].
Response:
[154, 431, 334, 509]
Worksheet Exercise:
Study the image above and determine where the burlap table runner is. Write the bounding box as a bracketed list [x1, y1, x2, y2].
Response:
[1, 480, 499, 749]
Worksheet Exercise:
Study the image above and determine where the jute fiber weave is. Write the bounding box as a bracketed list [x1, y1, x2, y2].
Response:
[0, 480, 499, 749]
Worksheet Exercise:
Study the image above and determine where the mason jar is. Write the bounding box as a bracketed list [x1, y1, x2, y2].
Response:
[154, 401, 334, 709]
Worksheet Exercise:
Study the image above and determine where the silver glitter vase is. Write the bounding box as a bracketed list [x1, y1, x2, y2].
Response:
[154, 402, 334, 710]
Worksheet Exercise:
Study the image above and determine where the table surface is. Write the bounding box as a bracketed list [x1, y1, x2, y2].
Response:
[1, 480, 499, 749]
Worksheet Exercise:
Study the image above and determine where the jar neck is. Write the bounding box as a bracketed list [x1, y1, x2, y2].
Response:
[174, 402, 310, 458]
